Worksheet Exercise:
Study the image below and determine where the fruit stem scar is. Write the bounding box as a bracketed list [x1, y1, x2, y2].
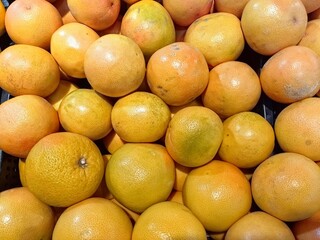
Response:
[292, 16, 297, 24]
[78, 157, 88, 168]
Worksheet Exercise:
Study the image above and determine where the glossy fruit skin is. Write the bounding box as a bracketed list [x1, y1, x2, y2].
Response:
[183, 160, 252, 232]
[260, 46, 320, 104]
[218, 111, 275, 168]
[162, 0, 213, 27]
[111, 91, 171, 143]
[241, 0, 308, 56]
[202, 60, 261, 119]
[184, 12, 245, 67]
[0, 95, 60, 158]
[67, 0, 121, 30]
[132, 201, 207, 240]
[299, 0, 320, 13]
[291, 210, 320, 240]
[165, 106, 223, 168]
[147, 42, 209, 106]
[84, 34, 146, 98]
[105, 143, 175, 213]
[5, 0, 63, 49]
[274, 97, 320, 160]
[120, 0, 176, 59]
[251, 152, 320, 222]
[0, 44, 60, 97]
[46, 80, 79, 111]
[214, 0, 249, 18]
[298, 19, 320, 57]
[0, 187, 55, 240]
[58, 88, 113, 140]
[225, 211, 295, 240]
[52, 197, 132, 240]
[25, 132, 105, 207]
[50, 22, 100, 79]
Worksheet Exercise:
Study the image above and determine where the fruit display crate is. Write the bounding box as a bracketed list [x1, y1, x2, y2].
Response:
[0, 132, 21, 191]
[1, 0, 9, 8]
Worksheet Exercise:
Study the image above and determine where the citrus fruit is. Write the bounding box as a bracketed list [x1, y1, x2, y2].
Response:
[162, 0, 213, 26]
[214, 0, 249, 18]
[132, 201, 207, 240]
[208, 232, 226, 240]
[46, 80, 79, 111]
[52, 197, 132, 240]
[0, 44, 60, 97]
[18, 158, 27, 187]
[102, 130, 126, 154]
[58, 67, 77, 82]
[136, 76, 151, 92]
[53, 0, 77, 24]
[167, 190, 184, 204]
[67, 0, 121, 30]
[175, 25, 188, 42]
[169, 97, 203, 118]
[111, 91, 171, 143]
[202, 60, 261, 119]
[120, 0, 176, 59]
[122, 0, 140, 4]
[97, 14, 122, 36]
[147, 42, 209, 106]
[105, 143, 175, 213]
[50, 22, 100, 79]
[225, 211, 295, 240]
[111, 198, 141, 222]
[274, 97, 320, 161]
[291, 209, 320, 240]
[165, 106, 223, 167]
[298, 19, 320, 57]
[0, 187, 55, 240]
[218, 111, 275, 168]
[84, 34, 146, 98]
[52, 206, 66, 226]
[184, 12, 245, 67]
[241, 168, 255, 181]
[260, 45, 320, 104]
[0, 95, 60, 158]
[0, 1, 5, 37]
[25, 132, 105, 207]
[58, 88, 113, 140]
[241, 0, 308, 56]
[309, 7, 320, 20]
[92, 154, 113, 199]
[251, 152, 320, 222]
[300, 0, 320, 13]
[183, 160, 252, 232]
[173, 162, 192, 191]
[5, 0, 63, 49]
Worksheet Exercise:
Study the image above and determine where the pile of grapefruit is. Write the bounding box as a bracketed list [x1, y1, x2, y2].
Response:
[1, 0, 320, 239]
